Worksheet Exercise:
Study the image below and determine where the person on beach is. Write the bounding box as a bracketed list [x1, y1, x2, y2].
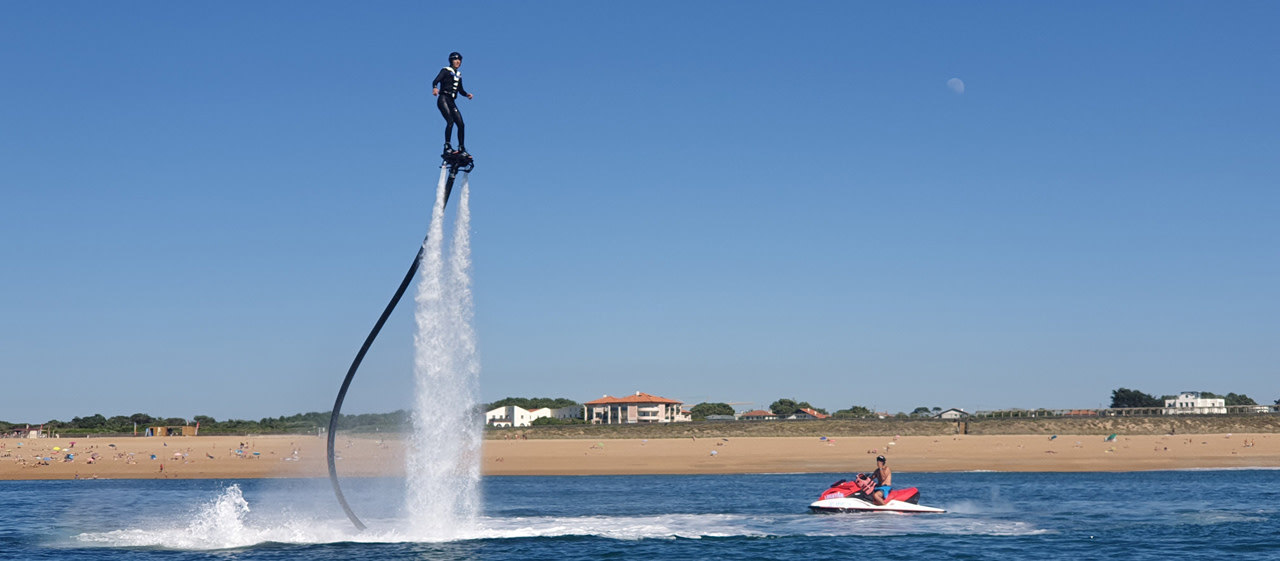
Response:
[869, 455, 892, 505]
[432, 51, 473, 157]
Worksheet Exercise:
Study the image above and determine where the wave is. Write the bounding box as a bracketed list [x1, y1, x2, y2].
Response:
[73, 485, 1046, 550]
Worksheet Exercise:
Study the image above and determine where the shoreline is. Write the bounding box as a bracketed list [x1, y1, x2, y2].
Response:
[1, 432, 1276, 480]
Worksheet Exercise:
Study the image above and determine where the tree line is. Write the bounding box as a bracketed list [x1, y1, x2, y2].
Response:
[9, 389, 1270, 435]
[0, 411, 410, 436]
[486, 397, 580, 411]
[1110, 388, 1263, 408]
[488, 396, 940, 421]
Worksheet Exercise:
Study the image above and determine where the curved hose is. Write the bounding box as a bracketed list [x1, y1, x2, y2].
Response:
[327, 165, 462, 530]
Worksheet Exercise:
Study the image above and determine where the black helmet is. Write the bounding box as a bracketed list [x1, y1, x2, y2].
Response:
[448, 52, 462, 62]
[876, 455, 886, 463]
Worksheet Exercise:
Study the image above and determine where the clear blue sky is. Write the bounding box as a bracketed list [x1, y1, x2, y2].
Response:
[2, 2, 1277, 423]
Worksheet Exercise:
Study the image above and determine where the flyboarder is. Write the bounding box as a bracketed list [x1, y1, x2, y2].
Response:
[432, 51, 473, 158]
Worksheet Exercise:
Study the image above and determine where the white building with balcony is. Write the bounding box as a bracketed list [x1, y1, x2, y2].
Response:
[585, 392, 690, 424]
[1163, 391, 1226, 415]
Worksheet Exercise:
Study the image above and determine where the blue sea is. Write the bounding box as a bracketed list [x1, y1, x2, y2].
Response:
[2, 470, 1277, 560]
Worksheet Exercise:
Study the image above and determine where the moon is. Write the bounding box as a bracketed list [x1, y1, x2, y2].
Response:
[947, 78, 965, 94]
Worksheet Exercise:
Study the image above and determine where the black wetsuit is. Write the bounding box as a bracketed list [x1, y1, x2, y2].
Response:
[432, 66, 469, 150]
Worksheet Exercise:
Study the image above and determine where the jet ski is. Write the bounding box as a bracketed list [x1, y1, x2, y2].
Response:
[809, 474, 946, 514]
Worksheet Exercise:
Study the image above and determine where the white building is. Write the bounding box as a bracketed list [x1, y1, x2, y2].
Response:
[585, 392, 690, 424]
[485, 405, 582, 427]
[1163, 391, 1226, 415]
[935, 408, 971, 420]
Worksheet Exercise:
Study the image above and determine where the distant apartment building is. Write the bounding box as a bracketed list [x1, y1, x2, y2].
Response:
[585, 392, 690, 424]
[1163, 391, 1226, 415]
[485, 405, 583, 427]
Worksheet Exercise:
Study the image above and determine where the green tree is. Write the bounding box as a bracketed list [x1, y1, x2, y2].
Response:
[771, 399, 826, 416]
[770, 398, 801, 416]
[106, 416, 132, 432]
[831, 405, 873, 419]
[909, 407, 934, 417]
[71, 414, 107, 430]
[690, 402, 736, 419]
[488, 397, 580, 411]
[1224, 393, 1257, 406]
[1110, 388, 1163, 408]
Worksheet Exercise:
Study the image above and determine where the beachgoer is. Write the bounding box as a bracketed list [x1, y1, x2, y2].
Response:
[432, 51, 473, 156]
[869, 455, 892, 505]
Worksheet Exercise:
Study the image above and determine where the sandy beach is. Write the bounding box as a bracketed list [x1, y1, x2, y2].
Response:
[1, 432, 1277, 480]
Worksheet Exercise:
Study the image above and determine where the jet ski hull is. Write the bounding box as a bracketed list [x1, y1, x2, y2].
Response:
[810, 480, 946, 513]
[809, 497, 946, 514]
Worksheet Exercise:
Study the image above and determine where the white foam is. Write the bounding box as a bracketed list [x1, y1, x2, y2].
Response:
[75, 483, 1051, 549]
[405, 170, 482, 540]
[74, 485, 357, 549]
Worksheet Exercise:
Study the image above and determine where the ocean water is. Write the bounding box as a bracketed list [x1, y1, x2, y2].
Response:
[2, 470, 1277, 560]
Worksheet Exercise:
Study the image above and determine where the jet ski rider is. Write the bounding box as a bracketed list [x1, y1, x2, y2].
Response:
[432, 51, 473, 157]
[869, 455, 893, 505]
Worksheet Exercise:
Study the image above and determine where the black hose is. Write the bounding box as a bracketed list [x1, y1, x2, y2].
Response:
[327, 164, 464, 530]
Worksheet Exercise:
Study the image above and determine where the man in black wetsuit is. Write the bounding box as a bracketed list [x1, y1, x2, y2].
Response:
[432, 51, 473, 157]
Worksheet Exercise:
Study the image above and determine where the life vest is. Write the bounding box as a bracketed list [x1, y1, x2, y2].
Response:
[855, 473, 876, 494]
[440, 67, 462, 96]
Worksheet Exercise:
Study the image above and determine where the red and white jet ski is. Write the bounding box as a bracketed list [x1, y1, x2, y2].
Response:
[809, 474, 946, 514]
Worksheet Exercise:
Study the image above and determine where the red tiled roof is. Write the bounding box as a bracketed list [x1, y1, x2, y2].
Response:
[584, 392, 682, 405]
[740, 410, 775, 417]
[797, 407, 829, 419]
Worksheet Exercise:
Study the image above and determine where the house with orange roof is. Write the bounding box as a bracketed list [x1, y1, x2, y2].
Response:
[584, 392, 691, 424]
[739, 409, 777, 421]
[788, 407, 829, 420]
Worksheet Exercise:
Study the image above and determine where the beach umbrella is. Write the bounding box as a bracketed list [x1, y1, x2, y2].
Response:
[53, 447, 61, 452]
